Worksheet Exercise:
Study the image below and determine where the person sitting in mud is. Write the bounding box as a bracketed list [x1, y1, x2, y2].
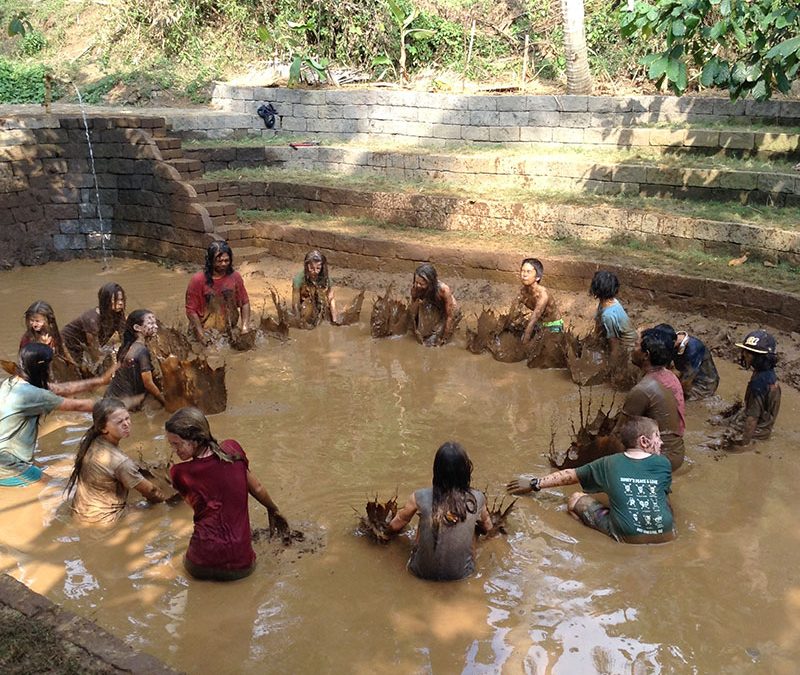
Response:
[67, 398, 174, 524]
[62, 283, 127, 366]
[653, 323, 720, 400]
[617, 328, 685, 471]
[105, 309, 166, 409]
[292, 250, 339, 325]
[590, 271, 637, 359]
[185, 240, 251, 343]
[506, 416, 675, 545]
[166, 407, 289, 581]
[0, 344, 110, 487]
[386, 441, 493, 581]
[511, 258, 563, 341]
[725, 330, 781, 448]
[409, 263, 460, 346]
[19, 300, 69, 361]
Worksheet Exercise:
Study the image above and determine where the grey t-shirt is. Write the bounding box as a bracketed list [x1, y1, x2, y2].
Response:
[408, 487, 485, 581]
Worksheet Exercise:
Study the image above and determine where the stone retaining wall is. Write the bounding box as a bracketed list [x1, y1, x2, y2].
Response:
[0, 114, 215, 267]
[222, 219, 800, 332]
[184, 144, 800, 206]
[194, 179, 800, 265]
[206, 86, 800, 153]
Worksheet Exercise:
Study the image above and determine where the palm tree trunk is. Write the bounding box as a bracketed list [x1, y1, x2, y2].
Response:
[560, 0, 592, 94]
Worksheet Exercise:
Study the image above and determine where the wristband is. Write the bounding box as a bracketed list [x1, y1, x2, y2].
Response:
[530, 477, 541, 492]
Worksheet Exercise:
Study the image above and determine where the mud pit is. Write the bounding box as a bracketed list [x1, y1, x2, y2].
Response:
[0, 257, 799, 673]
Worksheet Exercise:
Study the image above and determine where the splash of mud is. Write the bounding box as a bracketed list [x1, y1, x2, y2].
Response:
[565, 331, 608, 386]
[411, 301, 462, 346]
[484, 495, 517, 535]
[252, 521, 325, 561]
[548, 389, 623, 469]
[258, 287, 291, 340]
[134, 453, 179, 498]
[370, 285, 411, 338]
[151, 326, 227, 414]
[356, 494, 398, 543]
[336, 290, 365, 326]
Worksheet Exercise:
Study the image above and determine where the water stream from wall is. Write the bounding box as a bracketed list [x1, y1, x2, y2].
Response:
[73, 85, 109, 268]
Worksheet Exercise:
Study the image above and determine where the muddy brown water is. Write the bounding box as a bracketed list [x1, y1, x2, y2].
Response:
[1, 258, 799, 673]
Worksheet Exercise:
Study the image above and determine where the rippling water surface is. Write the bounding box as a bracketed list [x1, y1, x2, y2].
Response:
[1, 259, 799, 673]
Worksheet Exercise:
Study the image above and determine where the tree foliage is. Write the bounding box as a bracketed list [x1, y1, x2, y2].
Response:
[621, 0, 800, 100]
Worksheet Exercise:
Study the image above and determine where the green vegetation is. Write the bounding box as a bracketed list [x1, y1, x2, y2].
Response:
[0, 58, 53, 103]
[623, 0, 800, 100]
[7, 0, 794, 105]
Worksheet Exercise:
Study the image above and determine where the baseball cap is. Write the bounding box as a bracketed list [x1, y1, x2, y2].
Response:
[735, 329, 777, 354]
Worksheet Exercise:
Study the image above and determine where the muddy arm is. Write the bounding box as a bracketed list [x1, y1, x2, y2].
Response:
[327, 287, 338, 324]
[506, 469, 579, 495]
[134, 478, 171, 504]
[440, 284, 458, 343]
[187, 311, 206, 342]
[475, 504, 494, 536]
[522, 287, 549, 343]
[140, 371, 166, 407]
[387, 492, 417, 534]
[49, 368, 113, 396]
[240, 302, 252, 332]
[736, 416, 758, 446]
[56, 397, 95, 413]
[246, 470, 288, 534]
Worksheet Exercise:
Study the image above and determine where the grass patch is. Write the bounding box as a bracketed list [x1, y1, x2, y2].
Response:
[209, 166, 800, 231]
[237, 207, 800, 293]
[0, 608, 107, 675]
[191, 136, 798, 173]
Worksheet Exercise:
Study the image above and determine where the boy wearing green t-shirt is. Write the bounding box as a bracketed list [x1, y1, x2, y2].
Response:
[506, 416, 675, 544]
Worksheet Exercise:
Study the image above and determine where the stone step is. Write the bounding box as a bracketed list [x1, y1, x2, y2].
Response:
[155, 136, 182, 150]
[165, 157, 203, 179]
[215, 223, 256, 241]
[234, 245, 268, 262]
[158, 148, 183, 160]
[199, 200, 238, 218]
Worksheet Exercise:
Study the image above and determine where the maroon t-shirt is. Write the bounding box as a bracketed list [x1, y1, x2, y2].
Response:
[646, 368, 686, 435]
[170, 440, 255, 571]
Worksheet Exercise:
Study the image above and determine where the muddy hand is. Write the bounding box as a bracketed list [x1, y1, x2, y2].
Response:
[506, 475, 536, 495]
[100, 361, 119, 384]
[268, 510, 290, 537]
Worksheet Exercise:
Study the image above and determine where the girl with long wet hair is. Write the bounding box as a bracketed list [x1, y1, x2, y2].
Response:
[409, 263, 460, 346]
[62, 283, 127, 363]
[292, 249, 339, 325]
[166, 407, 289, 581]
[0, 344, 103, 487]
[67, 398, 172, 523]
[387, 441, 493, 581]
[19, 300, 67, 359]
[185, 240, 251, 342]
[105, 309, 165, 408]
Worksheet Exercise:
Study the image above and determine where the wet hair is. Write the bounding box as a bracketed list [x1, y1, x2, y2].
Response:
[66, 397, 127, 495]
[165, 407, 240, 463]
[414, 263, 442, 308]
[204, 240, 234, 285]
[619, 416, 659, 451]
[640, 327, 674, 367]
[17, 343, 53, 390]
[117, 309, 154, 362]
[430, 442, 478, 542]
[97, 283, 126, 345]
[303, 250, 330, 288]
[23, 300, 65, 357]
[589, 271, 620, 300]
[653, 323, 678, 345]
[521, 258, 544, 282]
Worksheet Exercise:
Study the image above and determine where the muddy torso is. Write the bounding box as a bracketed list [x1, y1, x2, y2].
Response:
[742, 370, 782, 439]
[186, 271, 248, 332]
[293, 270, 331, 325]
[674, 334, 720, 399]
[408, 487, 485, 581]
[516, 286, 561, 326]
[106, 342, 153, 399]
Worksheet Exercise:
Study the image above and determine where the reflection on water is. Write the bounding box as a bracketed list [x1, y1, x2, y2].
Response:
[0, 259, 799, 673]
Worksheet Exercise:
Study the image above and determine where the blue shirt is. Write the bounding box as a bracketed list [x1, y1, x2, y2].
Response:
[596, 300, 637, 348]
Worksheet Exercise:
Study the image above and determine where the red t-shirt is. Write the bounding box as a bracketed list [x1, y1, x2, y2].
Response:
[185, 271, 249, 321]
[646, 368, 685, 436]
[170, 440, 255, 571]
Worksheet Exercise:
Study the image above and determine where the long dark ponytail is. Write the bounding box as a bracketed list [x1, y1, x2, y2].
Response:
[97, 283, 126, 345]
[66, 397, 127, 495]
[117, 309, 152, 362]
